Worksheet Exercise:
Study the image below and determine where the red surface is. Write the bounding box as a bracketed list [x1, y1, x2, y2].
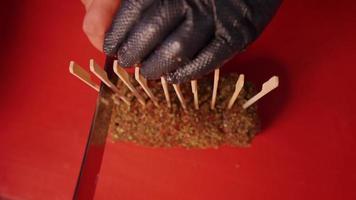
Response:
[1, 0, 356, 199]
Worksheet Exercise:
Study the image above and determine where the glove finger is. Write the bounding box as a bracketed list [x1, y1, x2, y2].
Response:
[116, 0, 185, 67]
[166, 2, 259, 84]
[140, 9, 214, 80]
[103, 0, 155, 56]
[165, 36, 240, 84]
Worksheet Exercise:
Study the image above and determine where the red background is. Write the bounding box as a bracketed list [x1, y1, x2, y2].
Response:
[1, 0, 356, 199]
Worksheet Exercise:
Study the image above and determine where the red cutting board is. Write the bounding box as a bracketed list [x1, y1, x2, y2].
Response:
[1, 0, 356, 200]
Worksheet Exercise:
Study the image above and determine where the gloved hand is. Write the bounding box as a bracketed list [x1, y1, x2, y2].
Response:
[104, 0, 282, 83]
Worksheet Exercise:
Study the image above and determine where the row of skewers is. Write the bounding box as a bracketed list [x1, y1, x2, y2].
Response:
[69, 59, 279, 110]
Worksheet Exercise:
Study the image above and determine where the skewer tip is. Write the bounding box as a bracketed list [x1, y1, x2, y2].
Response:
[173, 84, 187, 111]
[242, 75, 279, 109]
[210, 67, 220, 110]
[264, 76, 279, 90]
[69, 61, 75, 73]
[89, 59, 95, 71]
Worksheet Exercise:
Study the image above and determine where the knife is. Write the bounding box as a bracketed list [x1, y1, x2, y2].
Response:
[73, 57, 116, 200]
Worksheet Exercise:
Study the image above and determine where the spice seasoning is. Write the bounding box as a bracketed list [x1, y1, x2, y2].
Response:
[109, 74, 260, 149]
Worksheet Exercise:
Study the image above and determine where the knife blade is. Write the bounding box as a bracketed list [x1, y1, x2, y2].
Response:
[73, 57, 116, 200]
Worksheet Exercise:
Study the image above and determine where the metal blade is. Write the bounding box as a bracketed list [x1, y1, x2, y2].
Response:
[73, 57, 116, 200]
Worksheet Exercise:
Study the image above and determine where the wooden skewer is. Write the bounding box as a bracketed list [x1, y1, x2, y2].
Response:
[173, 84, 187, 111]
[243, 76, 279, 109]
[69, 61, 100, 92]
[134, 67, 159, 107]
[227, 74, 245, 109]
[113, 61, 146, 106]
[191, 80, 199, 110]
[89, 59, 131, 106]
[161, 77, 171, 108]
[211, 68, 220, 110]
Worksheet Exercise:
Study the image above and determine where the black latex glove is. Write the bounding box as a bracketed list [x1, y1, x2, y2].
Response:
[104, 0, 282, 83]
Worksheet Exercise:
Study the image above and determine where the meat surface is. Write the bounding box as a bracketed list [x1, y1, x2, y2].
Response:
[109, 74, 260, 148]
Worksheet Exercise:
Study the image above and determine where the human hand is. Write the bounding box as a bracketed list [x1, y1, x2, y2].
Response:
[81, 0, 121, 51]
[103, 0, 282, 83]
